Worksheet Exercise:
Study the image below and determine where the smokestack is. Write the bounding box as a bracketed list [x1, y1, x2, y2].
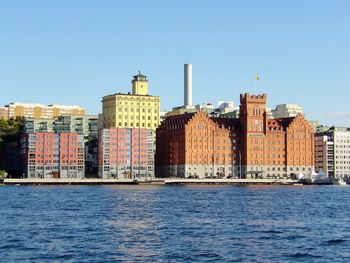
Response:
[184, 64, 192, 107]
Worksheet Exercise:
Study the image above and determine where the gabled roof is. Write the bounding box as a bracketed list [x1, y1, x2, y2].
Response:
[157, 112, 196, 131]
[211, 117, 240, 131]
[267, 117, 294, 131]
[158, 111, 242, 133]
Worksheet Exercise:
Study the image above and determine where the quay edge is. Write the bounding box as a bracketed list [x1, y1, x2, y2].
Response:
[3, 178, 139, 185]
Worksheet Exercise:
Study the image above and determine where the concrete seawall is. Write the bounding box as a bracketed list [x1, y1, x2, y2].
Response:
[163, 178, 299, 185]
[3, 178, 139, 185]
[2, 178, 300, 186]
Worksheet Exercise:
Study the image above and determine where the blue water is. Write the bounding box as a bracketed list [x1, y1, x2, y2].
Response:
[1, 185, 350, 262]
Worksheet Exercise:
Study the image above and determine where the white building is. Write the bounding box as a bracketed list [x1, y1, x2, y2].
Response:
[195, 103, 215, 113]
[218, 101, 239, 114]
[271, 104, 304, 118]
[334, 129, 350, 179]
[315, 127, 350, 179]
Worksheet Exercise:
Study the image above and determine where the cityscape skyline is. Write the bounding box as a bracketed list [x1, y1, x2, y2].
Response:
[1, 1, 349, 126]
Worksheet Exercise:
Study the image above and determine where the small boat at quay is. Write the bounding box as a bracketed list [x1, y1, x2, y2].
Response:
[333, 178, 347, 186]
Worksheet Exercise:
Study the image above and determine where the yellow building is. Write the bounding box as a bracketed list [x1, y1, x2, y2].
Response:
[0, 102, 85, 120]
[102, 72, 160, 130]
[0, 107, 7, 119]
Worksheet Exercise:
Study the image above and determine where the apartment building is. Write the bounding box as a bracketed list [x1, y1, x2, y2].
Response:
[0, 102, 85, 120]
[315, 127, 350, 179]
[315, 132, 334, 177]
[98, 128, 154, 179]
[20, 132, 85, 179]
[23, 115, 99, 174]
[271, 104, 304, 118]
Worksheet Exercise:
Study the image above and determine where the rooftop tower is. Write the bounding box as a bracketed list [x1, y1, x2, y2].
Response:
[132, 71, 148, 95]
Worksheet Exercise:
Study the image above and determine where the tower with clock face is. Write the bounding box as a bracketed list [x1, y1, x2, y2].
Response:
[132, 71, 149, 96]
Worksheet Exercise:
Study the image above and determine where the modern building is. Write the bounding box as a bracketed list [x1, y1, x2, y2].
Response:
[195, 103, 215, 114]
[98, 128, 154, 179]
[23, 118, 55, 133]
[23, 115, 98, 140]
[315, 124, 331, 133]
[102, 72, 160, 131]
[315, 127, 350, 179]
[192, 101, 240, 119]
[218, 101, 239, 114]
[20, 132, 85, 179]
[271, 104, 304, 118]
[53, 114, 98, 140]
[156, 93, 314, 179]
[0, 102, 85, 120]
[315, 132, 334, 178]
[22, 114, 99, 175]
[53, 114, 99, 174]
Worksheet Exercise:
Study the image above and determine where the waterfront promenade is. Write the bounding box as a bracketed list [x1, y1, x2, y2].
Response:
[3, 178, 139, 185]
[3, 178, 299, 185]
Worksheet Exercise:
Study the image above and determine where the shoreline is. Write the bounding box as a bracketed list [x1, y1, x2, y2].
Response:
[1, 178, 306, 186]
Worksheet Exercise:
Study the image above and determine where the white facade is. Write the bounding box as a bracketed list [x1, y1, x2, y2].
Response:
[195, 103, 215, 112]
[272, 104, 304, 118]
[334, 130, 350, 179]
[315, 128, 350, 179]
[217, 101, 239, 114]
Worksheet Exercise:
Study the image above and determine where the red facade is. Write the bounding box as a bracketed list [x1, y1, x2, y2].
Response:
[156, 93, 315, 178]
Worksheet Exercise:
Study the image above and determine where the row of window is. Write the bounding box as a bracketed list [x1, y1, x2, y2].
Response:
[111, 115, 158, 121]
[108, 122, 158, 128]
[115, 100, 159, 106]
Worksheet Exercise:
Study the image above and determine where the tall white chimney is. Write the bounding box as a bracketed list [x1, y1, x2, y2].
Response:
[184, 64, 192, 107]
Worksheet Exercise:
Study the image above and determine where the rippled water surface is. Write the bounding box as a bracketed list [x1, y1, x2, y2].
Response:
[1, 185, 350, 262]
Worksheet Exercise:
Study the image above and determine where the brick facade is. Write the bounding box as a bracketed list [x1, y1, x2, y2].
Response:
[156, 111, 239, 178]
[20, 132, 85, 179]
[156, 93, 314, 179]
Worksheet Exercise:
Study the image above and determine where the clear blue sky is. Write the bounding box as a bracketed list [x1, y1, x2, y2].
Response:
[0, 0, 349, 126]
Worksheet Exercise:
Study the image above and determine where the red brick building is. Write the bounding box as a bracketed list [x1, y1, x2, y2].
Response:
[156, 93, 314, 178]
[20, 132, 85, 178]
[156, 111, 239, 178]
[98, 128, 154, 179]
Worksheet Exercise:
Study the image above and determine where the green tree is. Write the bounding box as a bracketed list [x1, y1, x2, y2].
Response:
[0, 170, 7, 180]
[0, 119, 9, 129]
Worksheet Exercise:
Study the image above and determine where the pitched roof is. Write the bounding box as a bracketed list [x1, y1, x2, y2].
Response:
[211, 117, 241, 131]
[267, 117, 294, 131]
[157, 112, 196, 131]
